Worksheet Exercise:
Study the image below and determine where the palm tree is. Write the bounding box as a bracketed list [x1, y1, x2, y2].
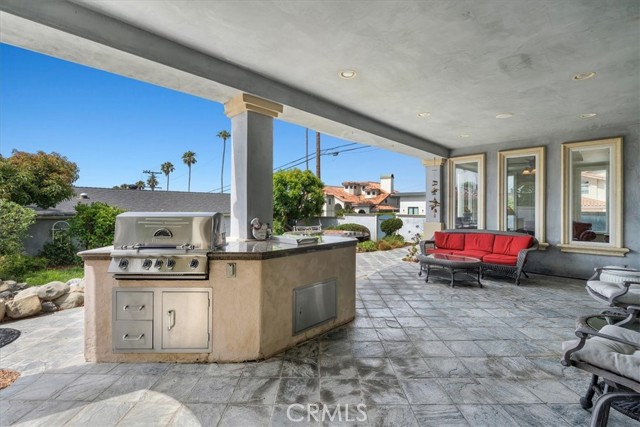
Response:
[135, 180, 145, 190]
[182, 151, 197, 192]
[147, 173, 158, 191]
[161, 161, 175, 191]
[216, 130, 231, 193]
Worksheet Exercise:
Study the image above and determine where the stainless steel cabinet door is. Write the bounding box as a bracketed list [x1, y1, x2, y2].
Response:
[161, 291, 210, 350]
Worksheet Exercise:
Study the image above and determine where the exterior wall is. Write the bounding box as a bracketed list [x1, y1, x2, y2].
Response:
[396, 214, 425, 241]
[449, 123, 639, 279]
[398, 196, 427, 215]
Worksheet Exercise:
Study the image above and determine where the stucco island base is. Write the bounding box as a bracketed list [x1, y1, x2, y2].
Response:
[81, 237, 356, 363]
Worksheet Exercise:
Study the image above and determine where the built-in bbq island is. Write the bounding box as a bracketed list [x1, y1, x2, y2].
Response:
[80, 231, 357, 363]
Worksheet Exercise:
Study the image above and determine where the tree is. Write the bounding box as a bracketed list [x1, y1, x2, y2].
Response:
[147, 174, 158, 191]
[182, 151, 197, 192]
[0, 199, 36, 255]
[69, 202, 125, 249]
[381, 217, 403, 236]
[0, 150, 79, 209]
[273, 169, 325, 234]
[161, 161, 175, 191]
[135, 181, 145, 190]
[216, 130, 230, 193]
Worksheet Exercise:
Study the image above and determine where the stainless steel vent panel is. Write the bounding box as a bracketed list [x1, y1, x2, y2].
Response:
[293, 279, 337, 335]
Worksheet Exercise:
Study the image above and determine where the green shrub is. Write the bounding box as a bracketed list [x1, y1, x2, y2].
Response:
[380, 217, 403, 236]
[70, 202, 125, 249]
[0, 199, 37, 256]
[383, 234, 405, 243]
[357, 240, 377, 252]
[0, 254, 48, 282]
[38, 231, 81, 267]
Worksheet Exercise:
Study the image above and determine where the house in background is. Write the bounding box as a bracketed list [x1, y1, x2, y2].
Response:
[322, 175, 397, 216]
[25, 186, 230, 255]
[388, 192, 427, 216]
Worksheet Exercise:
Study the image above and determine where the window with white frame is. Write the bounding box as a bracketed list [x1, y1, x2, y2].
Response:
[448, 154, 485, 229]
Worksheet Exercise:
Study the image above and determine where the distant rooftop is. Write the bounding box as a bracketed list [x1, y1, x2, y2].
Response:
[33, 186, 231, 217]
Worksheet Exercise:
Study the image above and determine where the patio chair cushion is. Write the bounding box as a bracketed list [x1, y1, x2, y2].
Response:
[452, 250, 491, 260]
[492, 235, 534, 257]
[586, 280, 640, 304]
[562, 325, 640, 383]
[482, 253, 518, 266]
[599, 266, 640, 284]
[464, 233, 495, 253]
[434, 232, 465, 250]
[426, 248, 455, 255]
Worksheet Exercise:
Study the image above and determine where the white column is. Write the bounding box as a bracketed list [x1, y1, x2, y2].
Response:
[224, 94, 283, 240]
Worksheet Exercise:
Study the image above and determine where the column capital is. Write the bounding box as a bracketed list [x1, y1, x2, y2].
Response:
[422, 157, 446, 167]
[224, 93, 283, 118]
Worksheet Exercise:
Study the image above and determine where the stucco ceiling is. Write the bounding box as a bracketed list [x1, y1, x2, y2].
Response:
[1, 0, 638, 159]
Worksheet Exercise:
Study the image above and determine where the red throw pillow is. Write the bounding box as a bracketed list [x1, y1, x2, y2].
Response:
[493, 235, 533, 256]
[434, 232, 465, 250]
[464, 233, 495, 252]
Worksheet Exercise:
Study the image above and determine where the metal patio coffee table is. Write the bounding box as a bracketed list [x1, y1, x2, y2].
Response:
[418, 253, 482, 288]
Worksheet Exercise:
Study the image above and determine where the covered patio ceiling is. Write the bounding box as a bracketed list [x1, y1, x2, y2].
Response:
[1, 1, 638, 159]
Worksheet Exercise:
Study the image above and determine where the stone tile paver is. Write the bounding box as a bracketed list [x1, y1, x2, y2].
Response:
[0, 250, 636, 426]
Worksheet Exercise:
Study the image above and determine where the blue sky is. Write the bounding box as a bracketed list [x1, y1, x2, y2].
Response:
[0, 44, 427, 193]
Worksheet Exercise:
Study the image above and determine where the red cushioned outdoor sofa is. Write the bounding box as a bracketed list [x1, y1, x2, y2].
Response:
[419, 230, 539, 285]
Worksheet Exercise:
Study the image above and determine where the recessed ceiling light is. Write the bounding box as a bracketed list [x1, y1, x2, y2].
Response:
[417, 112, 431, 118]
[572, 72, 596, 81]
[580, 113, 598, 118]
[458, 134, 470, 138]
[496, 113, 514, 119]
[339, 70, 357, 79]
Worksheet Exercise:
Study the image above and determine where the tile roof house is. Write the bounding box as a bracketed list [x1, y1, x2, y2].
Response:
[25, 186, 230, 255]
[322, 175, 398, 216]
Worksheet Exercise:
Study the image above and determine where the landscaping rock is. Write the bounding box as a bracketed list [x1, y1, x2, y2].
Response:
[3, 280, 17, 288]
[6, 295, 42, 319]
[37, 281, 70, 301]
[14, 287, 40, 300]
[54, 292, 84, 310]
[0, 300, 5, 322]
[68, 279, 85, 293]
[0, 291, 13, 300]
[66, 278, 84, 287]
[41, 301, 58, 313]
[15, 283, 27, 291]
[0, 284, 10, 293]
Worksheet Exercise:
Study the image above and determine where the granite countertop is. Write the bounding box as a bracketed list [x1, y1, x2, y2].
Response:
[79, 236, 357, 260]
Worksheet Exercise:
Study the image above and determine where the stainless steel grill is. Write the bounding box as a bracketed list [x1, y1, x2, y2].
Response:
[108, 212, 225, 280]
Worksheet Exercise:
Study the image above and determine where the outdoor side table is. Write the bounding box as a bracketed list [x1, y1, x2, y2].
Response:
[417, 253, 482, 288]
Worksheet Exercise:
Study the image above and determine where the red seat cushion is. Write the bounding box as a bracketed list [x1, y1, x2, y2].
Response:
[452, 250, 490, 260]
[427, 248, 455, 255]
[492, 235, 533, 256]
[434, 232, 465, 250]
[464, 233, 495, 253]
[482, 253, 518, 266]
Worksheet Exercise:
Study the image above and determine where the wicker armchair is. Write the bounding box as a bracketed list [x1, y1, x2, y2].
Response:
[586, 266, 640, 326]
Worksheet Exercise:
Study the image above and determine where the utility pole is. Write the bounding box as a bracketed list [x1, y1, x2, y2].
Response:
[315, 131, 321, 179]
[143, 170, 162, 191]
[305, 128, 309, 171]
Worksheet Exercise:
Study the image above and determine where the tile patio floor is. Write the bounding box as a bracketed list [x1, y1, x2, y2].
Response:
[1, 248, 637, 426]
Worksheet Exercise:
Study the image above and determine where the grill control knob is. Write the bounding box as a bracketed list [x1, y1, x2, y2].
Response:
[142, 259, 153, 270]
[154, 259, 164, 269]
[166, 258, 176, 270]
[189, 259, 200, 269]
[118, 259, 129, 270]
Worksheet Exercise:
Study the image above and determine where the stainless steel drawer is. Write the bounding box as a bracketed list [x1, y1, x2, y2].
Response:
[113, 320, 153, 350]
[115, 291, 153, 320]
